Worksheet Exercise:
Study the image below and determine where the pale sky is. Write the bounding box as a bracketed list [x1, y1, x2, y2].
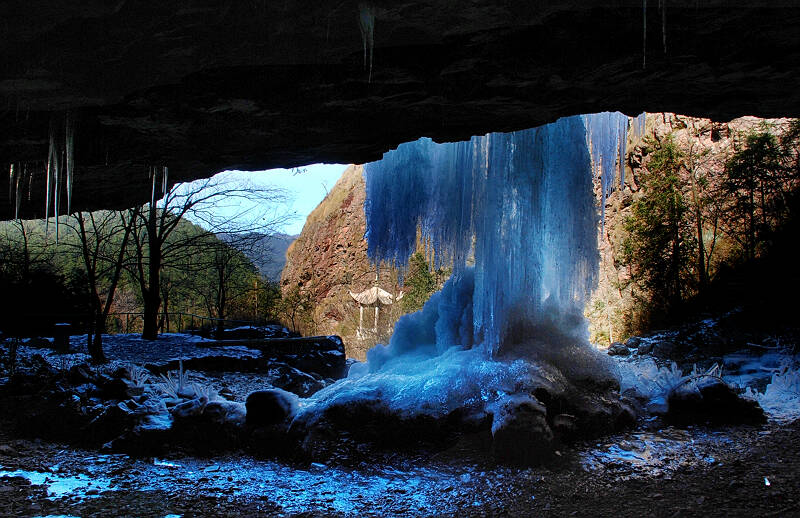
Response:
[177, 163, 350, 235]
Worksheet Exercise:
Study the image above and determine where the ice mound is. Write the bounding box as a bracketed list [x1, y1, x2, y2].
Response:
[744, 360, 800, 422]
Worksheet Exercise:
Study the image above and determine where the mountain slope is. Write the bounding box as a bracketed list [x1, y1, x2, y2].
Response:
[280, 165, 403, 359]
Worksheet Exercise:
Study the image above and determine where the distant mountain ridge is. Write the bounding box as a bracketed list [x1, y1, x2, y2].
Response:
[218, 232, 298, 282]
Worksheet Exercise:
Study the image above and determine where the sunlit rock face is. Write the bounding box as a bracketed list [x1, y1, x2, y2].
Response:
[293, 114, 637, 463]
[2, 2, 799, 218]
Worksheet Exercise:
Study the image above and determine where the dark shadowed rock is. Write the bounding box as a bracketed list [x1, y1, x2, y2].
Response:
[607, 342, 631, 356]
[491, 394, 553, 465]
[2, 2, 798, 219]
[624, 336, 643, 349]
[96, 374, 128, 401]
[257, 336, 348, 380]
[551, 413, 578, 440]
[667, 376, 766, 426]
[246, 389, 299, 428]
[636, 341, 654, 355]
[86, 403, 136, 445]
[290, 396, 483, 463]
[268, 363, 327, 398]
[67, 364, 94, 385]
[204, 400, 247, 427]
[652, 340, 678, 358]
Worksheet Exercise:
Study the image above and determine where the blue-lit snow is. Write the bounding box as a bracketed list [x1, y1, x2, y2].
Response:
[0, 426, 768, 514]
[614, 330, 800, 423]
[0, 468, 111, 499]
[0, 453, 531, 515]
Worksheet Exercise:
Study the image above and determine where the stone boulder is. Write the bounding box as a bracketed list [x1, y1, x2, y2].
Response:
[636, 341, 654, 355]
[246, 389, 299, 428]
[607, 342, 631, 356]
[666, 376, 766, 426]
[652, 340, 678, 358]
[259, 336, 348, 380]
[268, 363, 327, 397]
[491, 394, 553, 465]
[624, 336, 643, 349]
[204, 400, 247, 427]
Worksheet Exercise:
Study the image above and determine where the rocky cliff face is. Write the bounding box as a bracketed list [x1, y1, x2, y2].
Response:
[280, 165, 403, 360]
[2, 2, 799, 219]
[587, 113, 793, 343]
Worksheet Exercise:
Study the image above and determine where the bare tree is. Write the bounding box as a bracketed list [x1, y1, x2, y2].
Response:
[126, 173, 290, 340]
[176, 230, 262, 337]
[66, 210, 135, 363]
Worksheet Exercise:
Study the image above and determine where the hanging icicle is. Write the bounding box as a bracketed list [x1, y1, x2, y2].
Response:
[642, 0, 647, 69]
[162, 166, 169, 196]
[65, 112, 75, 214]
[583, 112, 630, 225]
[618, 121, 628, 189]
[150, 166, 157, 209]
[45, 123, 53, 232]
[632, 112, 647, 140]
[53, 125, 62, 240]
[8, 164, 14, 216]
[26, 163, 33, 202]
[359, 4, 376, 83]
[14, 164, 21, 220]
[660, 0, 667, 55]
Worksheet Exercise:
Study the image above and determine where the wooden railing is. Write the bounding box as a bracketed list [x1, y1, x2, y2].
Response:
[2, 312, 269, 337]
[106, 311, 268, 334]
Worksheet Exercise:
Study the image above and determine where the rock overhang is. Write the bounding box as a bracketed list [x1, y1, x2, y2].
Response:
[1, 0, 799, 218]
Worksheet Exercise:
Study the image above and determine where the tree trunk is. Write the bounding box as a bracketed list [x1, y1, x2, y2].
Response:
[142, 202, 162, 340]
[688, 170, 708, 288]
[88, 296, 107, 363]
[215, 289, 226, 339]
[88, 323, 106, 363]
[142, 286, 161, 340]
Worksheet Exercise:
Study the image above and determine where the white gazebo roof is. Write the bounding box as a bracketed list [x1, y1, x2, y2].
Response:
[349, 286, 397, 306]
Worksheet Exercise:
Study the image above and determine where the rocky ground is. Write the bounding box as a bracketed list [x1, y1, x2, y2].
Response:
[1, 419, 798, 517]
[2, 321, 799, 517]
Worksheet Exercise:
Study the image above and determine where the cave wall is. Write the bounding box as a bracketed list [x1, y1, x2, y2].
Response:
[1, 1, 799, 218]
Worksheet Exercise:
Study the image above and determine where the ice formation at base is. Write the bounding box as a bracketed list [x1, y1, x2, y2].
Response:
[301, 114, 633, 419]
[616, 350, 800, 422]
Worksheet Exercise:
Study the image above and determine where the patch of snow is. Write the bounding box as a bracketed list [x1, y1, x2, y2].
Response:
[0, 468, 112, 499]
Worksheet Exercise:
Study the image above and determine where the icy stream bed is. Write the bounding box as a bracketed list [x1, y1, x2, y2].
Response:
[0, 447, 534, 516]
[0, 423, 775, 517]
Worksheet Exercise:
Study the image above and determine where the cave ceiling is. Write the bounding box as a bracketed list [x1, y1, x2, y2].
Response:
[1, 1, 799, 218]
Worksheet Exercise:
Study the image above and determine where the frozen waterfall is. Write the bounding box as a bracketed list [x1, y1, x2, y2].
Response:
[299, 113, 632, 422]
[364, 113, 629, 365]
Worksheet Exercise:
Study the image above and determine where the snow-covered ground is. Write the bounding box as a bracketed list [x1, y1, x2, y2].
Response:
[615, 345, 800, 423]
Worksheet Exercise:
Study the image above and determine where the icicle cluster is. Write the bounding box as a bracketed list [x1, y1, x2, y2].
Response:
[42, 113, 76, 238]
[583, 112, 630, 224]
[8, 163, 40, 220]
[631, 112, 647, 140]
[149, 165, 170, 207]
[364, 114, 630, 356]
[642, 0, 647, 69]
[7, 163, 24, 219]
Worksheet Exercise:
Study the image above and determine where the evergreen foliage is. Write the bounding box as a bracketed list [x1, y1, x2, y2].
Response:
[623, 135, 695, 320]
[618, 120, 800, 336]
[400, 251, 450, 313]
